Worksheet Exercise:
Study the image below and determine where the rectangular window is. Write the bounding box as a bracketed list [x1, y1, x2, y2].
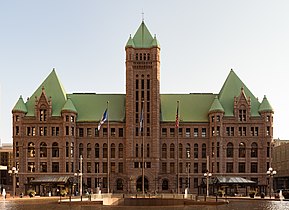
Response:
[87, 162, 91, 173]
[226, 162, 233, 173]
[103, 177, 107, 188]
[170, 128, 175, 137]
[95, 162, 100, 173]
[31, 127, 36, 136]
[134, 162, 139, 168]
[27, 127, 31, 136]
[170, 162, 175, 174]
[119, 128, 124, 137]
[226, 127, 230, 136]
[39, 127, 44, 136]
[15, 126, 19, 136]
[103, 162, 108, 173]
[28, 162, 35, 172]
[66, 162, 69, 172]
[40, 162, 47, 172]
[119, 162, 124, 173]
[111, 162, 116, 173]
[266, 126, 270, 136]
[111, 128, 116, 137]
[71, 127, 74, 136]
[162, 162, 167, 173]
[87, 178, 91, 188]
[194, 163, 198, 173]
[87, 128, 92, 137]
[162, 128, 167, 137]
[103, 128, 108, 137]
[239, 162, 246, 173]
[194, 178, 198, 188]
[66, 126, 69, 135]
[194, 128, 198, 137]
[251, 162, 258, 173]
[146, 162, 151, 168]
[185, 128, 190, 137]
[216, 126, 220, 136]
[52, 162, 59, 172]
[178, 128, 182, 136]
[230, 127, 234, 136]
[179, 162, 183, 173]
[79, 128, 84, 137]
[202, 128, 206, 137]
[95, 128, 99, 137]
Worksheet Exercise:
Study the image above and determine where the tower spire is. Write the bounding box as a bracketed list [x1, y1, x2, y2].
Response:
[142, 9, 144, 22]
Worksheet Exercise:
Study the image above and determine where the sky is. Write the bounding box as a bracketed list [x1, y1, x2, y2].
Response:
[0, 0, 289, 143]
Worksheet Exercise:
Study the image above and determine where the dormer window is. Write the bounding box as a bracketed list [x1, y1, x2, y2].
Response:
[239, 109, 246, 122]
[40, 109, 47, 121]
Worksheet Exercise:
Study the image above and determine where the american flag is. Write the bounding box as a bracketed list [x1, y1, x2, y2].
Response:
[175, 102, 179, 128]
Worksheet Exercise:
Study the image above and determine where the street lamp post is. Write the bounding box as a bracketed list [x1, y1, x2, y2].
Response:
[266, 167, 277, 198]
[8, 167, 18, 198]
[204, 171, 212, 197]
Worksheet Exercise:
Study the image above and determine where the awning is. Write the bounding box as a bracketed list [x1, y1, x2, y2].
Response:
[213, 176, 257, 186]
[30, 176, 71, 184]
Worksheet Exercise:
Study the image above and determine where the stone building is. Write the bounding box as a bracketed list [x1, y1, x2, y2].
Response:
[12, 21, 274, 195]
[0, 143, 13, 193]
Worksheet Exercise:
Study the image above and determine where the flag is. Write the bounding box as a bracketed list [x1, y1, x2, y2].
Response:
[175, 102, 179, 128]
[139, 105, 144, 132]
[98, 109, 107, 130]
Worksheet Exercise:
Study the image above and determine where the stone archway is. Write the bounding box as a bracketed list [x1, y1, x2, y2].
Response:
[136, 176, 149, 192]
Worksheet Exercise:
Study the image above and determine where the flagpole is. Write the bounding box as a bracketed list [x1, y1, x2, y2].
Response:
[176, 100, 180, 194]
[107, 101, 110, 194]
[141, 100, 145, 195]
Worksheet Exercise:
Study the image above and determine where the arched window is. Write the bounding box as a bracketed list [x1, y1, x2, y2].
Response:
[40, 142, 47, 157]
[28, 142, 35, 158]
[87, 143, 91, 158]
[147, 144, 150, 158]
[186, 143, 191, 159]
[162, 179, 169, 191]
[103, 143, 108, 158]
[239, 142, 246, 158]
[116, 179, 124, 191]
[251, 142, 258, 157]
[227, 142, 233, 158]
[162, 143, 167, 159]
[170, 143, 175, 158]
[194, 143, 198, 158]
[118, 143, 123, 158]
[52, 142, 59, 157]
[111, 143, 115, 158]
[136, 144, 139, 157]
[95, 143, 99, 158]
[202, 143, 206, 158]
[39, 108, 47, 121]
[179, 143, 183, 158]
[79, 143, 83, 157]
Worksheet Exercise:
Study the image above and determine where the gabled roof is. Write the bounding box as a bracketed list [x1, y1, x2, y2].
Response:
[259, 95, 273, 113]
[12, 95, 27, 113]
[219, 69, 260, 116]
[25, 69, 67, 116]
[160, 94, 216, 122]
[209, 96, 224, 113]
[62, 98, 77, 113]
[126, 21, 159, 48]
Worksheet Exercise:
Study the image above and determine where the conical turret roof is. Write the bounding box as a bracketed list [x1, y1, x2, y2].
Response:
[12, 95, 27, 113]
[209, 96, 224, 113]
[259, 95, 273, 113]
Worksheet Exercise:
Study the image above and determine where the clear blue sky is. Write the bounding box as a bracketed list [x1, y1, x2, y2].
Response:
[1, 0, 288, 143]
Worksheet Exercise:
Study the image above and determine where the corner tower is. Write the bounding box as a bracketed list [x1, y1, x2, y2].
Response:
[125, 21, 160, 191]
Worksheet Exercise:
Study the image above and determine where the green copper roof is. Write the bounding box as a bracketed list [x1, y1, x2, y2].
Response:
[219, 69, 260, 116]
[152, 35, 160, 47]
[26, 69, 67, 116]
[67, 94, 125, 122]
[12, 95, 27, 113]
[259, 95, 273, 113]
[125, 35, 135, 48]
[126, 21, 159, 48]
[209, 96, 224, 113]
[160, 94, 216, 122]
[62, 98, 77, 113]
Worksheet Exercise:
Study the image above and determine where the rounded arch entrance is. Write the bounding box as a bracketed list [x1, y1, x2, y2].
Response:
[136, 176, 149, 192]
